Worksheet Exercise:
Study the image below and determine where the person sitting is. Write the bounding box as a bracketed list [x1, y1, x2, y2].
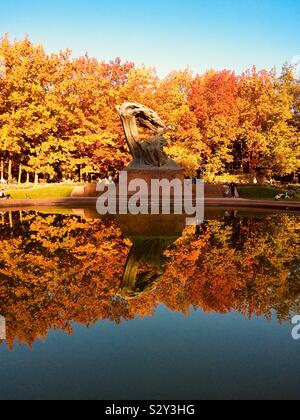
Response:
[275, 193, 285, 201]
[224, 188, 231, 198]
[0, 190, 11, 199]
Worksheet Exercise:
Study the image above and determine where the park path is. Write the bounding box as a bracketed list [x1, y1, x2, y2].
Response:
[0, 197, 299, 212]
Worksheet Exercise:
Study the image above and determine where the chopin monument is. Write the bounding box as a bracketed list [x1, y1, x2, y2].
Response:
[114, 102, 225, 198]
[80, 102, 184, 198]
[116, 102, 184, 184]
[80, 102, 225, 199]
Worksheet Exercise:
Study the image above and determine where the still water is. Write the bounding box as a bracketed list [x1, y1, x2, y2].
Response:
[0, 209, 299, 400]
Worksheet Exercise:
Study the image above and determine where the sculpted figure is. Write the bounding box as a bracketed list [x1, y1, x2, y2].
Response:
[116, 102, 178, 168]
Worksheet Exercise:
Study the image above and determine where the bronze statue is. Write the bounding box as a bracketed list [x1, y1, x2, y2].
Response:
[116, 102, 179, 169]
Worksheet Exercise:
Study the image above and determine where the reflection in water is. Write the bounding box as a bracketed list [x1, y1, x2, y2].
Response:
[120, 238, 175, 299]
[0, 210, 299, 348]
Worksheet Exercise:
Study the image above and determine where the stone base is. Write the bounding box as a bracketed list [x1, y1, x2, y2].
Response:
[72, 181, 228, 199]
[123, 166, 185, 189]
[71, 164, 228, 199]
[204, 184, 228, 198]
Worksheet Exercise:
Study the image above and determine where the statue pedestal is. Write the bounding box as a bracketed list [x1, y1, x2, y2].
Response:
[123, 166, 185, 195]
[72, 164, 228, 200]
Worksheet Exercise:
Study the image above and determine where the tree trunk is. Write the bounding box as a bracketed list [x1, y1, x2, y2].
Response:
[0, 160, 4, 181]
[34, 172, 39, 184]
[26, 172, 30, 184]
[8, 160, 12, 184]
[9, 212, 13, 229]
[18, 164, 22, 184]
[79, 165, 82, 183]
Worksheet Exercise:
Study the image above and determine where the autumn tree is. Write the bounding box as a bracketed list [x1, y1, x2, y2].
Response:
[0, 35, 58, 182]
[0, 35, 299, 182]
[237, 67, 300, 178]
[0, 37, 134, 182]
[188, 70, 239, 179]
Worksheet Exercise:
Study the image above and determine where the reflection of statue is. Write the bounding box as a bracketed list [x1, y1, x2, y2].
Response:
[119, 237, 174, 299]
[117, 213, 186, 299]
[116, 102, 179, 169]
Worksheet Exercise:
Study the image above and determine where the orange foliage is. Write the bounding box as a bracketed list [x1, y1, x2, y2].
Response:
[0, 212, 299, 349]
[0, 36, 299, 181]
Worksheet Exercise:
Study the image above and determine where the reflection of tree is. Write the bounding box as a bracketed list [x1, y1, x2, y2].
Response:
[166, 215, 300, 320]
[0, 212, 299, 348]
[0, 212, 130, 348]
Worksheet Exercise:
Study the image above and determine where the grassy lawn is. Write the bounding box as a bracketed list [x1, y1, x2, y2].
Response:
[2, 183, 299, 202]
[6, 185, 75, 200]
[238, 185, 299, 201]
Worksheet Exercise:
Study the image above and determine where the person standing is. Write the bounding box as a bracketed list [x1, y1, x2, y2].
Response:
[229, 182, 238, 198]
[196, 167, 203, 180]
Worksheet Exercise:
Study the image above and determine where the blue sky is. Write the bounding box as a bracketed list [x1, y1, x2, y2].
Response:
[1, 0, 300, 77]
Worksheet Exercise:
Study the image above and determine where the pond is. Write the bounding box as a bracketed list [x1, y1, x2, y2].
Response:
[0, 209, 299, 400]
